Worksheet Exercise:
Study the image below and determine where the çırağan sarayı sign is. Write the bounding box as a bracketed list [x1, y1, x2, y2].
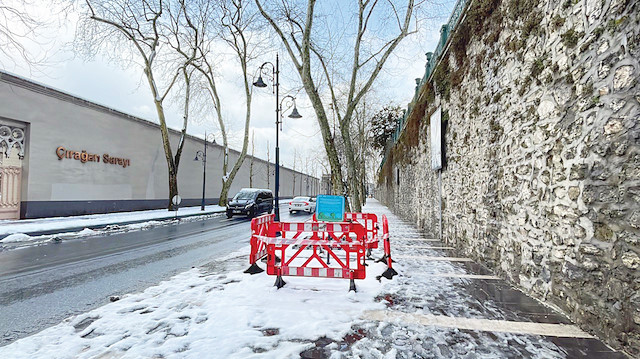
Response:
[56, 146, 131, 168]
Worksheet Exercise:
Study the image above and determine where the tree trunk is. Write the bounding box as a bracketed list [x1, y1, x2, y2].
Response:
[218, 46, 252, 206]
[339, 117, 361, 212]
[168, 166, 178, 210]
[299, 75, 344, 198]
[146, 69, 178, 211]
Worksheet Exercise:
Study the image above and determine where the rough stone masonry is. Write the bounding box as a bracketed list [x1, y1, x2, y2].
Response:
[377, 0, 639, 356]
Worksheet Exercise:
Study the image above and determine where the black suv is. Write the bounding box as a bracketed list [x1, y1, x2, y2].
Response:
[226, 188, 274, 218]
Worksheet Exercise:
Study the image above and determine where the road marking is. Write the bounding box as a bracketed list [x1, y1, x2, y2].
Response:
[363, 311, 593, 338]
[424, 273, 501, 280]
[396, 246, 455, 250]
[396, 255, 472, 262]
[395, 238, 441, 242]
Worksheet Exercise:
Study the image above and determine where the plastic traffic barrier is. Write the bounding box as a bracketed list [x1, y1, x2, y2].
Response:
[378, 214, 397, 280]
[247, 212, 394, 291]
[244, 213, 275, 274]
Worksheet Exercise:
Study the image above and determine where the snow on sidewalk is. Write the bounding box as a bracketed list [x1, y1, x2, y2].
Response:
[0, 247, 391, 359]
[0, 199, 620, 358]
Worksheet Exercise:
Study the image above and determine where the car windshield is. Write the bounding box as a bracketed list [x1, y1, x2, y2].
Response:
[292, 197, 310, 202]
[234, 191, 256, 200]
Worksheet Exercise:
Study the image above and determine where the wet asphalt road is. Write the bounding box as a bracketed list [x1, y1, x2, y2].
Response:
[0, 206, 311, 347]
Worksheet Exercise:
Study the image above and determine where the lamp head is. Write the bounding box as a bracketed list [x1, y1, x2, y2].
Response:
[253, 75, 267, 88]
[288, 105, 302, 119]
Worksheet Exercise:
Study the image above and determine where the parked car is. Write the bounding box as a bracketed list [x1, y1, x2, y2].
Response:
[288, 196, 316, 214]
[226, 188, 273, 218]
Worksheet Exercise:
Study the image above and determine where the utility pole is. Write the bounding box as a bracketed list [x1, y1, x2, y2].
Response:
[292, 149, 297, 197]
[250, 131, 254, 188]
[266, 140, 270, 189]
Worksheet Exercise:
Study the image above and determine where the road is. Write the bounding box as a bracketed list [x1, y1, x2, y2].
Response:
[0, 206, 311, 347]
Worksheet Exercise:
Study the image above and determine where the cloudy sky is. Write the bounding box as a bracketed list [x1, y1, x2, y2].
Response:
[1, 0, 453, 177]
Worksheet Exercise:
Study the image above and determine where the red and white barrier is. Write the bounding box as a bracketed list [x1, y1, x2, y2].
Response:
[246, 212, 394, 291]
[379, 215, 397, 279]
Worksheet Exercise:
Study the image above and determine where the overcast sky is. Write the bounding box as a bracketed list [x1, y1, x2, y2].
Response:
[1, 0, 453, 178]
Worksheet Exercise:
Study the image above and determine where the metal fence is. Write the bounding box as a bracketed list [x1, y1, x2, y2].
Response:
[380, 0, 470, 170]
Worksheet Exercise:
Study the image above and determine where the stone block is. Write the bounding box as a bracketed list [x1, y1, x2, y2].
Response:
[563, 260, 585, 280]
[611, 141, 628, 156]
[620, 231, 639, 245]
[554, 186, 569, 199]
[569, 163, 588, 180]
[598, 186, 621, 203]
[629, 210, 640, 229]
[582, 257, 600, 270]
[574, 224, 587, 239]
[554, 204, 579, 219]
[598, 62, 611, 79]
[613, 65, 635, 91]
[590, 162, 611, 181]
[580, 243, 604, 255]
[582, 186, 597, 204]
[603, 118, 625, 135]
[594, 223, 614, 241]
[568, 186, 581, 200]
[610, 99, 626, 113]
[598, 86, 610, 96]
[621, 251, 640, 269]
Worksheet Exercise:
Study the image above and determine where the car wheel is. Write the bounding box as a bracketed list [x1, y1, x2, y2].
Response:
[226, 210, 233, 219]
[248, 207, 256, 218]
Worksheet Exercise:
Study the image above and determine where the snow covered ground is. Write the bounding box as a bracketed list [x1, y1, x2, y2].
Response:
[0, 200, 620, 358]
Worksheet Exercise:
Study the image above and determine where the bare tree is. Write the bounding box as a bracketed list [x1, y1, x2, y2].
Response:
[0, 0, 72, 70]
[255, 0, 418, 211]
[171, 0, 263, 206]
[81, 0, 194, 210]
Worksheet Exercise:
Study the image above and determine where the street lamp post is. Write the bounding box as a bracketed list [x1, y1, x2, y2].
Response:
[253, 53, 302, 222]
[194, 132, 216, 211]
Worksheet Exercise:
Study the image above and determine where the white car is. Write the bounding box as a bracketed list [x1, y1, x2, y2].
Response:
[288, 196, 316, 214]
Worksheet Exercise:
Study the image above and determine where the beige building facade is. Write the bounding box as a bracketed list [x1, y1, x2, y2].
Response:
[0, 71, 319, 219]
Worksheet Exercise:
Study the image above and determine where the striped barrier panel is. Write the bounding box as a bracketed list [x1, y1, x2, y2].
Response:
[344, 213, 380, 249]
[313, 212, 380, 250]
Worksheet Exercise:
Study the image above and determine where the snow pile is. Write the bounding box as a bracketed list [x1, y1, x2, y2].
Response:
[76, 228, 97, 236]
[124, 220, 164, 230]
[1, 233, 32, 243]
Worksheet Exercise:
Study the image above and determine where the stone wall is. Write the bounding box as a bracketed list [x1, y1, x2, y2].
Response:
[377, 0, 639, 355]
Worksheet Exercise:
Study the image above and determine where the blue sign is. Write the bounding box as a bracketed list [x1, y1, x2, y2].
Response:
[315, 195, 345, 222]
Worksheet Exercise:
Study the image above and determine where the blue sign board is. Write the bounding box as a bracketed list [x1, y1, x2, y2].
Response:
[315, 195, 345, 222]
